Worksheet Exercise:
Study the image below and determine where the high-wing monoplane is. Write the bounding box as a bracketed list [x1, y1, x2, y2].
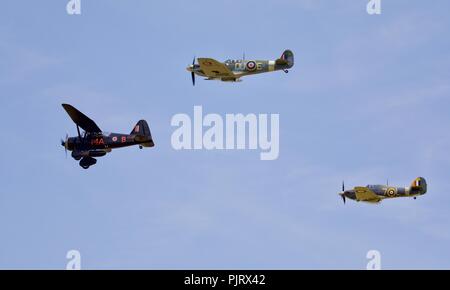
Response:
[61, 104, 154, 169]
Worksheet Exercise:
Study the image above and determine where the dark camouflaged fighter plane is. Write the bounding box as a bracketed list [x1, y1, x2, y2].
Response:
[61, 104, 154, 169]
[186, 50, 294, 85]
[339, 177, 427, 204]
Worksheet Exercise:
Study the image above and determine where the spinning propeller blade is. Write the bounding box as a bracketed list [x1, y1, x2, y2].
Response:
[341, 181, 346, 204]
[61, 134, 68, 158]
[191, 57, 196, 86]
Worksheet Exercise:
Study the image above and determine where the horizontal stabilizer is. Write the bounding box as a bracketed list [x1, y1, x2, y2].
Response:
[277, 49, 294, 68]
[410, 177, 427, 194]
[131, 120, 154, 147]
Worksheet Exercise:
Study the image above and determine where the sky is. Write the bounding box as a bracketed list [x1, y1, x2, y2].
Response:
[1, 0, 450, 269]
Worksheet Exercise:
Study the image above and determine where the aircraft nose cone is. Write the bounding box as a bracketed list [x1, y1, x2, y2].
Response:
[186, 65, 193, 72]
[339, 191, 348, 198]
[339, 191, 347, 204]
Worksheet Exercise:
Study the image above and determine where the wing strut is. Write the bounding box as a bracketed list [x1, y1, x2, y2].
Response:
[76, 125, 81, 139]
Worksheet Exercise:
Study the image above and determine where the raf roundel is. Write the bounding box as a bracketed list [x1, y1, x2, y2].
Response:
[246, 61, 257, 71]
[386, 187, 397, 197]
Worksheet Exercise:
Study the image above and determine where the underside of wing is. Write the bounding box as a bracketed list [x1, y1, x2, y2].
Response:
[62, 104, 102, 133]
[197, 58, 235, 78]
[354, 187, 381, 203]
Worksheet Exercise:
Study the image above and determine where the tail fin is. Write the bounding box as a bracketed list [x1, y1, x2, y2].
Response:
[131, 120, 154, 147]
[410, 177, 427, 195]
[276, 49, 294, 68]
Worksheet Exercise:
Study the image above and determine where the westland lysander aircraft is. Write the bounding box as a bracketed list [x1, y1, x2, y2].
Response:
[186, 49, 294, 85]
[339, 177, 427, 204]
[61, 104, 154, 169]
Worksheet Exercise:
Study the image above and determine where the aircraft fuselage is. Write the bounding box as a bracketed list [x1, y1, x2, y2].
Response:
[339, 177, 427, 204]
[342, 185, 424, 203]
[188, 59, 291, 81]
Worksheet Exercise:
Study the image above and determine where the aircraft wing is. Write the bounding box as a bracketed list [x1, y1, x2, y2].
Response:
[62, 104, 102, 133]
[354, 187, 381, 203]
[197, 58, 235, 78]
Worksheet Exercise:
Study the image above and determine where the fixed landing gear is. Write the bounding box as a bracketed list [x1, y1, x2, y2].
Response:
[139, 145, 143, 149]
[414, 197, 417, 200]
[283, 69, 289, 73]
[79, 156, 97, 169]
[71, 151, 82, 161]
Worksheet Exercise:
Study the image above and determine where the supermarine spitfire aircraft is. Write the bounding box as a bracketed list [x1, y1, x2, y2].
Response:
[61, 104, 154, 169]
[339, 177, 427, 204]
[186, 49, 294, 85]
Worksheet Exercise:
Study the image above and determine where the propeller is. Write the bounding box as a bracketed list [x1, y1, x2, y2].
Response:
[191, 56, 196, 86]
[61, 134, 68, 158]
[340, 181, 346, 204]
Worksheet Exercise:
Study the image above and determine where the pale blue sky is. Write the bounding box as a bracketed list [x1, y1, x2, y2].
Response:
[1, 0, 450, 269]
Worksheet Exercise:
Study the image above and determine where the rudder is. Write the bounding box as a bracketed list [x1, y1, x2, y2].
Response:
[410, 177, 427, 194]
[280, 49, 294, 68]
[131, 120, 154, 147]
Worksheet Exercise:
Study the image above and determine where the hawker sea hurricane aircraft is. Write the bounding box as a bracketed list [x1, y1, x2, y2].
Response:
[186, 49, 294, 85]
[339, 177, 427, 204]
[61, 104, 154, 169]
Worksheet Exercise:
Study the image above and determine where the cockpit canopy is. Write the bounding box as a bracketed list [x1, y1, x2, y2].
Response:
[83, 131, 109, 137]
[367, 184, 384, 189]
[224, 59, 243, 64]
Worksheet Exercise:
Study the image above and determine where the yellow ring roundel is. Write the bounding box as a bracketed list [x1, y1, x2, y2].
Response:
[386, 187, 397, 197]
